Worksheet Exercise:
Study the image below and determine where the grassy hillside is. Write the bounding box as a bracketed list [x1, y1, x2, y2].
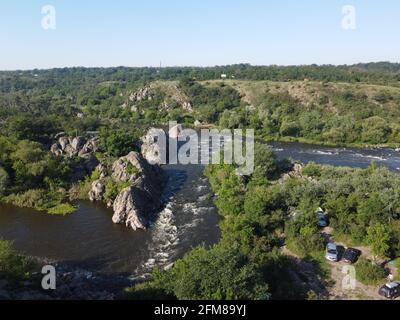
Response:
[194, 80, 400, 147]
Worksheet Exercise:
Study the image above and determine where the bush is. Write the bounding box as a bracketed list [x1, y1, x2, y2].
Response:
[0, 166, 9, 196]
[285, 212, 325, 257]
[47, 203, 76, 215]
[103, 178, 131, 203]
[99, 127, 140, 157]
[133, 245, 270, 300]
[355, 258, 386, 285]
[5, 189, 48, 209]
[302, 162, 322, 178]
[0, 240, 33, 280]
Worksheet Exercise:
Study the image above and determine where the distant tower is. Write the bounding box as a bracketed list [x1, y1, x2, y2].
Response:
[157, 61, 162, 74]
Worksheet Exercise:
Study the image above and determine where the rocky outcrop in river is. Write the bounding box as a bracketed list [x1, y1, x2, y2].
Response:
[89, 151, 166, 231]
[111, 152, 165, 230]
[141, 128, 166, 165]
[140, 124, 185, 165]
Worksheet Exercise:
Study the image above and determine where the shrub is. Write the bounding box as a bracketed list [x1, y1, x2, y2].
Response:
[47, 203, 76, 215]
[0, 166, 9, 196]
[302, 162, 322, 178]
[103, 178, 131, 203]
[0, 240, 33, 280]
[355, 258, 386, 285]
[134, 245, 270, 300]
[5, 189, 47, 209]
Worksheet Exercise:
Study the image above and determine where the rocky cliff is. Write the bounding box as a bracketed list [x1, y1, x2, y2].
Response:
[89, 151, 166, 231]
[122, 82, 193, 112]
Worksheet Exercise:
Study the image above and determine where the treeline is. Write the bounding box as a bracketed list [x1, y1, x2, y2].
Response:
[1, 62, 400, 94]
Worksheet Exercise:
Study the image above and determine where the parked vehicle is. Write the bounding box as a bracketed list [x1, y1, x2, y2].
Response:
[317, 212, 328, 228]
[342, 248, 361, 264]
[316, 208, 329, 228]
[379, 282, 400, 299]
[325, 243, 339, 262]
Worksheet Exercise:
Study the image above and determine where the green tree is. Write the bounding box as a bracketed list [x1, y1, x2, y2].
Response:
[156, 245, 269, 300]
[361, 117, 391, 144]
[366, 223, 391, 259]
[99, 127, 140, 157]
[0, 166, 9, 196]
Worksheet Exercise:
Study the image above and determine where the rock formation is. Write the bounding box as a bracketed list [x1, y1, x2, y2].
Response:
[50, 135, 100, 178]
[88, 179, 106, 202]
[111, 152, 165, 230]
[281, 163, 303, 181]
[128, 86, 153, 103]
[141, 128, 166, 165]
[88, 150, 165, 231]
[122, 82, 193, 113]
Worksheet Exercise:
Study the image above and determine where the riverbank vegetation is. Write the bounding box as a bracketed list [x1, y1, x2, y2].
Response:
[302, 162, 400, 258]
[0, 240, 34, 281]
[125, 145, 325, 299]
[125, 145, 400, 299]
[0, 135, 83, 214]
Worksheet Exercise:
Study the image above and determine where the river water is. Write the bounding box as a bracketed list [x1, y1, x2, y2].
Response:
[270, 141, 400, 171]
[1, 141, 400, 277]
[0, 164, 220, 277]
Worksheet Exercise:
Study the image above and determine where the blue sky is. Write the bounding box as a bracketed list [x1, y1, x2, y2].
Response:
[0, 0, 399, 70]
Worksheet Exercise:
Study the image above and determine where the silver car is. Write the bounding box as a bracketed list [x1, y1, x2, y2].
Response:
[325, 243, 339, 262]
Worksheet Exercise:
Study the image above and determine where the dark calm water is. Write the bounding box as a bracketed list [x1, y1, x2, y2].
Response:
[1, 141, 399, 277]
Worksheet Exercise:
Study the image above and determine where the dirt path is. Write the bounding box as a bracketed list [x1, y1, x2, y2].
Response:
[320, 227, 390, 300]
[281, 226, 393, 300]
[327, 260, 385, 300]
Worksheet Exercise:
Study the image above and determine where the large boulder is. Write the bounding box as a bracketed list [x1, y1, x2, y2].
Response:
[89, 179, 106, 202]
[59, 136, 69, 150]
[111, 152, 165, 230]
[70, 137, 84, 152]
[51, 136, 99, 159]
[141, 128, 166, 165]
[112, 152, 142, 183]
[112, 186, 150, 230]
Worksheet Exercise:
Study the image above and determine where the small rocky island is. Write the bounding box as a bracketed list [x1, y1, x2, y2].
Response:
[50, 132, 167, 231]
[90, 151, 166, 230]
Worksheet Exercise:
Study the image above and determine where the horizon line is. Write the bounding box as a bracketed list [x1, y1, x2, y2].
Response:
[1, 60, 400, 73]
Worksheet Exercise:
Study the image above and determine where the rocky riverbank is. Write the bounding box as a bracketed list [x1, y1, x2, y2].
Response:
[0, 258, 131, 300]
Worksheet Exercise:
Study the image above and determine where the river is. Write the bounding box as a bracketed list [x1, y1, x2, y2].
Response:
[0, 164, 220, 278]
[0, 141, 399, 277]
[270, 141, 400, 171]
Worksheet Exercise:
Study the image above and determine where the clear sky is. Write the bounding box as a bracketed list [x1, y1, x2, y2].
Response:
[0, 0, 399, 70]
